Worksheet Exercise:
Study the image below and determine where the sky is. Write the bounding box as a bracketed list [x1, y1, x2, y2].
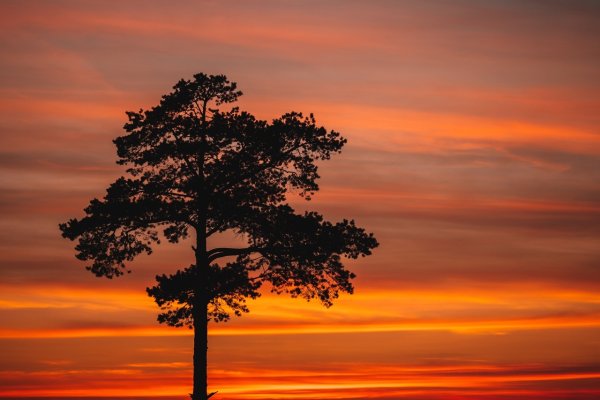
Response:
[1, 0, 600, 399]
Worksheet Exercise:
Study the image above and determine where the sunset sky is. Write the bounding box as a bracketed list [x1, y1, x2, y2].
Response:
[1, 0, 600, 399]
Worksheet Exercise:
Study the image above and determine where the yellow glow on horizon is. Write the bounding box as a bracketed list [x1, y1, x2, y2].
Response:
[1, 284, 599, 338]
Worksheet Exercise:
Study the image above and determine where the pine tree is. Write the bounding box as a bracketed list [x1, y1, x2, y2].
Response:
[60, 73, 378, 400]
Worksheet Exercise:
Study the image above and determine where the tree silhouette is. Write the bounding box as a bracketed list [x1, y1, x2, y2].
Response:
[59, 73, 378, 400]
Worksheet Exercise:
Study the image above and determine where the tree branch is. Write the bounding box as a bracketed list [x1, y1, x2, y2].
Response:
[213, 142, 303, 193]
[206, 246, 260, 263]
[169, 130, 199, 177]
[163, 189, 194, 200]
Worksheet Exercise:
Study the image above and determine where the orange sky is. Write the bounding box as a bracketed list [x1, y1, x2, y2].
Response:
[1, 0, 600, 399]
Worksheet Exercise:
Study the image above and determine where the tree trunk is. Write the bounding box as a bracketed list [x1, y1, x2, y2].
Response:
[192, 218, 209, 399]
[192, 239, 209, 400]
[194, 113, 209, 400]
[191, 300, 208, 400]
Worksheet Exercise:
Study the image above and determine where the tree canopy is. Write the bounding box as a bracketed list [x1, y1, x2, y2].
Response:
[60, 73, 378, 399]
